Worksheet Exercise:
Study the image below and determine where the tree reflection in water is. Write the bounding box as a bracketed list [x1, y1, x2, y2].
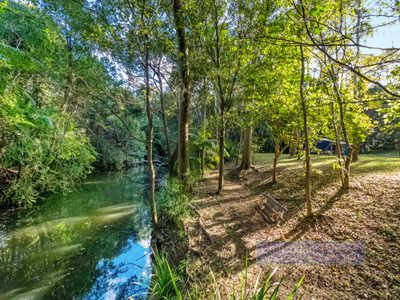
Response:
[0, 169, 153, 300]
[84, 240, 151, 300]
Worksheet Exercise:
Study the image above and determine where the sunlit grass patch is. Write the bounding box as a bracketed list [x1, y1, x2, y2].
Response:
[351, 154, 400, 174]
[254, 152, 400, 175]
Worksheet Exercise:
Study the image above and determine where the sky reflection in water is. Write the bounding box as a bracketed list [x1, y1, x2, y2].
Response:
[0, 169, 152, 300]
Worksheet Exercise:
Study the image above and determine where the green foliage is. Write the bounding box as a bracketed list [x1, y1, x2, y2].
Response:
[381, 100, 400, 152]
[148, 253, 304, 300]
[0, 1, 146, 206]
[190, 128, 219, 171]
[158, 177, 190, 230]
[0, 92, 96, 206]
[148, 251, 185, 300]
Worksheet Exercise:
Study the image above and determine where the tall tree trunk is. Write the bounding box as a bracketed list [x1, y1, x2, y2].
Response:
[143, 19, 158, 228]
[330, 95, 345, 184]
[63, 35, 73, 112]
[241, 125, 252, 170]
[299, 45, 312, 217]
[173, 0, 190, 189]
[155, 68, 172, 170]
[214, 4, 226, 193]
[329, 66, 352, 189]
[352, 0, 362, 162]
[217, 109, 225, 193]
[201, 103, 207, 178]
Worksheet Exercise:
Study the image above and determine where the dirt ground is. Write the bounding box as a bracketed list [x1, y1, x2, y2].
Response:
[186, 156, 400, 299]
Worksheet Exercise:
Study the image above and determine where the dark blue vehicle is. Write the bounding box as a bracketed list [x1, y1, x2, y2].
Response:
[315, 138, 350, 155]
[316, 138, 335, 154]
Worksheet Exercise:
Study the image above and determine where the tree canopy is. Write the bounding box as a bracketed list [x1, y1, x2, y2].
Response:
[1, 0, 399, 216]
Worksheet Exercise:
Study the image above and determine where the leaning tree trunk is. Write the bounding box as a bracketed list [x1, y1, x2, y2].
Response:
[241, 125, 252, 170]
[173, 0, 190, 190]
[300, 45, 312, 217]
[144, 36, 158, 228]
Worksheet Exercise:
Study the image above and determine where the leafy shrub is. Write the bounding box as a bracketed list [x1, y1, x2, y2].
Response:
[158, 177, 189, 229]
[0, 95, 96, 206]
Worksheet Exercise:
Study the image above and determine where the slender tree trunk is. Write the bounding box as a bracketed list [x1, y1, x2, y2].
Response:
[155, 68, 172, 170]
[144, 38, 158, 228]
[201, 146, 206, 178]
[201, 103, 207, 178]
[214, 4, 225, 193]
[235, 130, 243, 167]
[329, 66, 352, 189]
[299, 45, 312, 217]
[272, 139, 280, 183]
[217, 109, 225, 193]
[173, 0, 190, 189]
[63, 35, 73, 111]
[296, 129, 302, 160]
[330, 95, 345, 184]
[241, 125, 252, 170]
[351, 0, 362, 162]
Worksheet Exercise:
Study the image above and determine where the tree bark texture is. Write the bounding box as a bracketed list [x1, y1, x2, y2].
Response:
[299, 45, 312, 217]
[173, 0, 190, 189]
[241, 125, 252, 170]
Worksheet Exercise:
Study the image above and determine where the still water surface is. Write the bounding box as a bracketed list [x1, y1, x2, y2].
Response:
[0, 169, 153, 300]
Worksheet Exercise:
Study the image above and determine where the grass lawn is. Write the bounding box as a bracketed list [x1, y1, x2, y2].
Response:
[253, 152, 400, 175]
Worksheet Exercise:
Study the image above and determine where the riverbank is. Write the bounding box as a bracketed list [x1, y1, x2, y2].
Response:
[180, 153, 400, 299]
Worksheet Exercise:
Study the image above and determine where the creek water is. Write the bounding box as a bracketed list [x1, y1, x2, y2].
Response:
[0, 169, 154, 300]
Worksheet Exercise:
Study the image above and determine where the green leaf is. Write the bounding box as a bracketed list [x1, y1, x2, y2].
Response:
[310, 7, 319, 18]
